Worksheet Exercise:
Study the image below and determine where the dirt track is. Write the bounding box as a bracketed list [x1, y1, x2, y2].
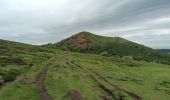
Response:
[36, 64, 53, 100]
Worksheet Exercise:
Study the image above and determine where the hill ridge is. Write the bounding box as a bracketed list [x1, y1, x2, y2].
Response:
[45, 31, 170, 65]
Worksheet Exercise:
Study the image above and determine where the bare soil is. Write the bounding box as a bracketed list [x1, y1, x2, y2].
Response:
[69, 33, 91, 49]
[36, 64, 53, 100]
[67, 89, 83, 100]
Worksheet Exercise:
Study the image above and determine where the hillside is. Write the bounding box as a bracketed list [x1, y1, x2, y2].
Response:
[45, 31, 170, 65]
[0, 39, 170, 99]
[158, 49, 170, 54]
[0, 39, 54, 88]
[0, 43, 170, 99]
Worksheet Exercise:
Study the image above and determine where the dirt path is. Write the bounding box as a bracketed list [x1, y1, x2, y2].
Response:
[36, 63, 53, 100]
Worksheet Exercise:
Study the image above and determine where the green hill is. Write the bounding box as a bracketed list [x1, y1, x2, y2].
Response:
[0, 39, 54, 69]
[45, 31, 170, 65]
[0, 39, 54, 86]
[0, 39, 170, 100]
[0, 45, 170, 99]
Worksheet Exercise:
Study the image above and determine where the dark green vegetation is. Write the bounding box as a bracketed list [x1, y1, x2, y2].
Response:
[46, 31, 170, 65]
[0, 39, 54, 99]
[158, 49, 170, 54]
[0, 33, 170, 100]
[0, 39, 53, 82]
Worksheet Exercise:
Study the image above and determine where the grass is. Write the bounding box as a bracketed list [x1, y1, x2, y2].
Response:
[48, 31, 170, 65]
[1, 39, 170, 100]
[0, 82, 40, 100]
[0, 49, 170, 100]
[0, 53, 54, 100]
[0, 39, 55, 99]
[45, 54, 99, 100]
[44, 51, 170, 100]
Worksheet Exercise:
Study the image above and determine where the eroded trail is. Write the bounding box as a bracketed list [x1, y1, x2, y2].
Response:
[93, 72, 142, 100]
[72, 62, 142, 100]
[36, 63, 53, 100]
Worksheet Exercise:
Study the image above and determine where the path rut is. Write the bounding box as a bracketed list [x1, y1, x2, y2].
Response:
[93, 72, 142, 100]
[36, 63, 53, 100]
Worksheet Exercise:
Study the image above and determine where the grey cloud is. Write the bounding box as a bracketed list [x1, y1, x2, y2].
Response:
[0, 0, 170, 48]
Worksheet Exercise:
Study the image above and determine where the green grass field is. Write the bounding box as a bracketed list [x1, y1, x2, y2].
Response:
[1, 49, 170, 100]
[45, 52, 170, 100]
[1, 39, 170, 100]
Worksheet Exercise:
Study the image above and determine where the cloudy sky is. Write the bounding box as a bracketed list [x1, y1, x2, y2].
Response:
[0, 0, 170, 49]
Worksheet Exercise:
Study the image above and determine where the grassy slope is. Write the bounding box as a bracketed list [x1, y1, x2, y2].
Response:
[48, 32, 170, 65]
[45, 51, 170, 100]
[0, 39, 55, 99]
[158, 49, 170, 54]
[0, 39, 170, 100]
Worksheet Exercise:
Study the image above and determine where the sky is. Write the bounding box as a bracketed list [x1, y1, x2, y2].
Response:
[0, 0, 170, 49]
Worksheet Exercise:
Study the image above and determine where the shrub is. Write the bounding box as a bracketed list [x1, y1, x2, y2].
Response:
[0, 76, 4, 85]
[122, 56, 133, 60]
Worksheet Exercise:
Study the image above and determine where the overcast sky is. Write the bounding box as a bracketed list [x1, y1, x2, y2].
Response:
[0, 0, 170, 49]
